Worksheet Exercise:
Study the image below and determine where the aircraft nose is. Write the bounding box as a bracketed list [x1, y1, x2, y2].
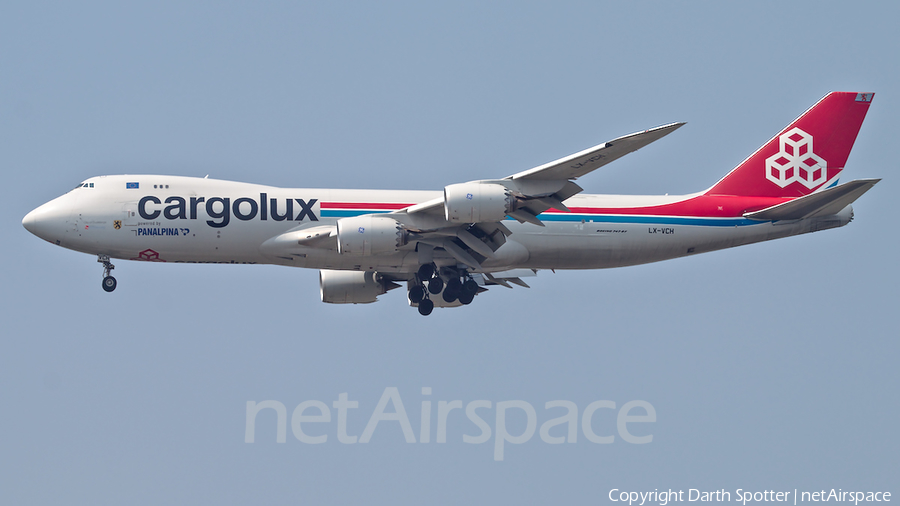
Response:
[22, 200, 72, 242]
[22, 209, 38, 234]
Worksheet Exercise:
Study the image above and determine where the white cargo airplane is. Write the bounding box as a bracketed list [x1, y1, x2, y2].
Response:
[23, 92, 878, 315]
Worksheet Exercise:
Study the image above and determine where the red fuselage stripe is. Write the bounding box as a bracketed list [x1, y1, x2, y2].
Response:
[320, 194, 791, 218]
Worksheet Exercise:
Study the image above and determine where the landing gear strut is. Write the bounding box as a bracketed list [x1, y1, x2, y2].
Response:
[98, 255, 117, 292]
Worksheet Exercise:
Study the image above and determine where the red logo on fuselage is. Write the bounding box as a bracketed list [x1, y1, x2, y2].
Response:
[130, 249, 166, 262]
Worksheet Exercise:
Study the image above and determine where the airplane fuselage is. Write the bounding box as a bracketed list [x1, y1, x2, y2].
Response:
[25, 174, 851, 275]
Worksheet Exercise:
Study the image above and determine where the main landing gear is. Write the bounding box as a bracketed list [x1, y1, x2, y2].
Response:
[408, 269, 434, 316]
[408, 264, 481, 316]
[98, 255, 117, 292]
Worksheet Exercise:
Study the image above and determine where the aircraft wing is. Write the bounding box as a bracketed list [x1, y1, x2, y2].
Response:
[507, 122, 685, 181]
[392, 123, 684, 269]
[264, 123, 684, 271]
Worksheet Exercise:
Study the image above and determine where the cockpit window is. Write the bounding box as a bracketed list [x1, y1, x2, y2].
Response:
[74, 182, 95, 189]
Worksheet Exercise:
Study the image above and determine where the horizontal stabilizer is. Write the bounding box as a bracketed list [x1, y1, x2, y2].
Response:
[744, 179, 879, 221]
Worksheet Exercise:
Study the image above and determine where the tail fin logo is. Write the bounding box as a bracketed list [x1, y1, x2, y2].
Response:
[765, 127, 828, 189]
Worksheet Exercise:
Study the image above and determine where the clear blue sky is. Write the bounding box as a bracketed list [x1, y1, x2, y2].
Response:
[2, 2, 897, 504]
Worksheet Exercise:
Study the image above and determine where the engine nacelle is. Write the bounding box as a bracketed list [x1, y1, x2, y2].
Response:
[444, 183, 512, 223]
[336, 215, 407, 256]
[319, 270, 386, 304]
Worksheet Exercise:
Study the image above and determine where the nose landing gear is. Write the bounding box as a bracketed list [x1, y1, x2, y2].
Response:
[98, 255, 117, 292]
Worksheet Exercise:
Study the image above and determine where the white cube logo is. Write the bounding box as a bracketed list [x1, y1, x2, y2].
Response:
[765, 127, 828, 188]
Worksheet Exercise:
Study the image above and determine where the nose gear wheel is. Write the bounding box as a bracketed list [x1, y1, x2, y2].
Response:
[98, 255, 117, 292]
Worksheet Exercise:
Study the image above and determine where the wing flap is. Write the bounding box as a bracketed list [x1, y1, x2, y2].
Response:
[484, 269, 537, 288]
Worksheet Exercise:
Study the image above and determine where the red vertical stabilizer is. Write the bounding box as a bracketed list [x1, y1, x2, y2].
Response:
[705, 92, 873, 198]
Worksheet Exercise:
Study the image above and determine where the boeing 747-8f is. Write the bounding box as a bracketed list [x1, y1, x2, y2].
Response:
[23, 92, 879, 315]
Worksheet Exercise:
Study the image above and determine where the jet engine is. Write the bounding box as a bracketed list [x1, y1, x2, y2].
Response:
[444, 183, 513, 223]
[319, 270, 386, 304]
[335, 215, 407, 256]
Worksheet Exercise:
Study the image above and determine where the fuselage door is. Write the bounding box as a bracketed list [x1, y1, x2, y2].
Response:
[123, 202, 139, 227]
